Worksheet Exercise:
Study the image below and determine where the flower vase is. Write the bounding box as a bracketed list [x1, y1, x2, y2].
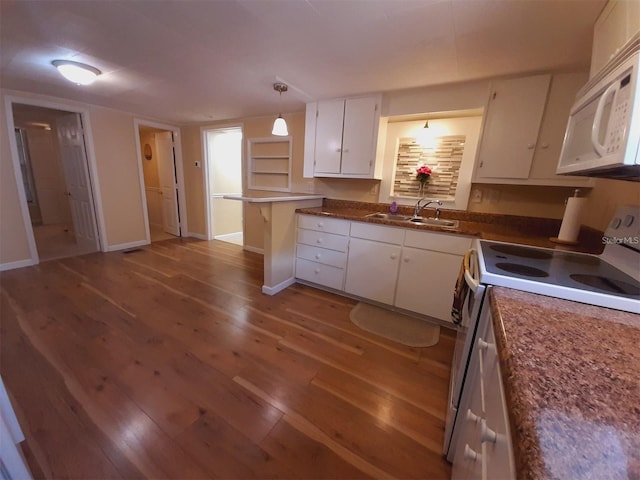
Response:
[418, 180, 426, 197]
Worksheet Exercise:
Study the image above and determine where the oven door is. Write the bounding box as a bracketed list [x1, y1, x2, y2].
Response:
[444, 248, 486, 459]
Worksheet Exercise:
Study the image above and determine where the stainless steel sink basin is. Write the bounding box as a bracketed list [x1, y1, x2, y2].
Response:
[365, 212, 459, 229]
[409, 217, 459, 228]
[365, 212, 413, 221]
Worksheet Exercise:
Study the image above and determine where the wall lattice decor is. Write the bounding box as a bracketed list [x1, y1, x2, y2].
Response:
[392, 135, 466, 199]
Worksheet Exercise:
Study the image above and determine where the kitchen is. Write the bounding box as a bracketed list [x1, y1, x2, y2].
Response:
[1, 0, 639, 479]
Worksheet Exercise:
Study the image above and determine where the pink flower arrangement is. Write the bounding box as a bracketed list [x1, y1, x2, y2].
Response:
[416, 165, 433, 182]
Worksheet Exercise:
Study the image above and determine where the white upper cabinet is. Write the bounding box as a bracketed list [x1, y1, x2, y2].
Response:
[304, 95, 382, 179]
[591, 0, 640, 79]
[472, 73, 594, 187]
[473, 74, 550, 180]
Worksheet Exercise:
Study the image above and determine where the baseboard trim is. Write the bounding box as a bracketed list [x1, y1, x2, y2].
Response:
[188, 232, 207, 240]
[214, 232, 242, 241]
[0, 258, 37, 272]
[105, 239, 149, 252]
[262, 277, 295, 296]
[243, 245, 264, 255]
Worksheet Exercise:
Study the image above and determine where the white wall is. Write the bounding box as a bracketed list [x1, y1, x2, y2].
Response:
[1, 89, 160, 268]
[379, 116, 482, 210]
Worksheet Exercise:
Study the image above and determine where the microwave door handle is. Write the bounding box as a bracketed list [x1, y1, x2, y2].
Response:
[591, 82, 619, 156]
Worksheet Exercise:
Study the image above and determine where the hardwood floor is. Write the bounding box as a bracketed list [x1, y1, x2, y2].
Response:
[0, 238, 455, 479]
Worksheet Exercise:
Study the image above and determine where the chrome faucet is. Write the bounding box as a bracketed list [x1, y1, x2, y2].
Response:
[413, 198, 442, 218]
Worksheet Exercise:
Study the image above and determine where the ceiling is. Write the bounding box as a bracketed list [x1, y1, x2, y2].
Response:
[0, 0, 606, 124]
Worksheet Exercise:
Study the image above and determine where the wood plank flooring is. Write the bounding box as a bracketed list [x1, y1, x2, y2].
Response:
[0, 238, 455, 479]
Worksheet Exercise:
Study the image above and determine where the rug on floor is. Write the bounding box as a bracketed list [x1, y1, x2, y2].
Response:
[349, 302, 440, 347]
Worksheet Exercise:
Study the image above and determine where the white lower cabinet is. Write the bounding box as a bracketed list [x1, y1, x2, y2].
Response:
[295, 214, 350, 290]
[452, 302, 515, 480]
[396, 247, 466, 322]
[295, 214, 472, 322]
[344, 237, 402, 304]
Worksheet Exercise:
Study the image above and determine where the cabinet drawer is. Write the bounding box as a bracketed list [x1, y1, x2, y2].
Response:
[296, 244, 347, 269]
[295, 258, 345, 290]
[297, 229, 349, 252]
[298, 214, 350, 235]
[404, 229, 472, 255]
[350, 221, 404, 245]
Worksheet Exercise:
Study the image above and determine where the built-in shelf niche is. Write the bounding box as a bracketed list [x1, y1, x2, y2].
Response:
[247, 136, 292, 192]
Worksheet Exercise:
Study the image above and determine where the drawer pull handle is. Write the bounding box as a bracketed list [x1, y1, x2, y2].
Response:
[481, 420, 497, 443]
[464, 444, 479, 461]
[466, 409, 480, 424]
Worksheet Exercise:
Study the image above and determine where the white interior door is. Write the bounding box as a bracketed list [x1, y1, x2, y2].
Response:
[156, 131, 180, 236]
[56, 113, 99, 251]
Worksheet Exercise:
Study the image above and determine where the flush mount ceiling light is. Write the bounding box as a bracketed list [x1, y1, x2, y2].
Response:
[271, 82, 289, 136]
[52, 60, 101, 85]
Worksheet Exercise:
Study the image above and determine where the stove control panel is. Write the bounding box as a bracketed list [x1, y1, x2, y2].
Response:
[604, 205, 640, 252]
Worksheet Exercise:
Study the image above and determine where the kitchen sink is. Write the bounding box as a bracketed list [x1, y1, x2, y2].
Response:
[365, 212, 459, 229]
[365, 212, 413, 221]
[409, 217, 459, 228]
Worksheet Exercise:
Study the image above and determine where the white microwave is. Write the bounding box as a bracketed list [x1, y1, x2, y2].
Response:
[556, 49, 640, 181]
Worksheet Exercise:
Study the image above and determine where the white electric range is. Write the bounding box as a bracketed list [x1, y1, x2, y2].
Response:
[444, 205, 640, 461]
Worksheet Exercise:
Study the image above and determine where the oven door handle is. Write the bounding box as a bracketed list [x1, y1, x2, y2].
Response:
[463, 249, 480, 293]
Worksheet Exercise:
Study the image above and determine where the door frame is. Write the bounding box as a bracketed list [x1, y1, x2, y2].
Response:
[200, 123, 244, 241]
[3, 94, 107, 267]
[134, 119, 188, 243]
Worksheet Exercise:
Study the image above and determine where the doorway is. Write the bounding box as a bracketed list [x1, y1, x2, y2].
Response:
[11, 103, 100, 262]
[136, 122, 184, 243]
[203, 126, 243, 245]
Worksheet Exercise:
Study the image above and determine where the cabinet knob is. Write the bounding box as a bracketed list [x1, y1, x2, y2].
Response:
[343, 148, 350, 153]
[335, 148, 342, 152]
[390, 253, 397, 260]
[315, 253, 321, 260]
[314, 268, 320, 274]
[527, 143, 535, 150]
[317, 222, 324, 228]
[403, 257, 410, 263]
[477, 337, 496, 354]
[540, 143, 549, 149]
[316, 238, 323, 244]
[481, 420, 498, 443]
[464, 444, 479, 461]
[466, 409, 480, 424]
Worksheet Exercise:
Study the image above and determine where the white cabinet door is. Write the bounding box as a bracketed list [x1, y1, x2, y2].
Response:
[314, 99, 345, 174]
[344, 237, 401, 304]
[451, 335, 485, 480]
[475, 75, 550, 180]
[395, 247, 462, 322]
[341, 97, 378, 175]
[528, 73, 590, 184]
[591, 0, 640, 78]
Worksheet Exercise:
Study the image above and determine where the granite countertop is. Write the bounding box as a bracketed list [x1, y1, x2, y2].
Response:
[297, 199, 605, 254]
[489, 287, 640, 480]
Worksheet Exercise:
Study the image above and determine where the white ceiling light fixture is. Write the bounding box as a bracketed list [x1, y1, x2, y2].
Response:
[271, 82, 288, 137]
[52, 59, 101, 85]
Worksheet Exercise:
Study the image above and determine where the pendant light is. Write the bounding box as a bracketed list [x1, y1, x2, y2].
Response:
[272, 83, 289, 136]
[52, 60, 101, 85]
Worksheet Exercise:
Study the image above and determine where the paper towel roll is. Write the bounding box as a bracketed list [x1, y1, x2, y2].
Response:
[557, 196, 586, 243]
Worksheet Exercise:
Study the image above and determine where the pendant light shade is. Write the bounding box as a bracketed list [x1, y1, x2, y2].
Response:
[272, 83, 289, 136]
[272, 115, 288, 136]
[52, 60, 101, 85]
